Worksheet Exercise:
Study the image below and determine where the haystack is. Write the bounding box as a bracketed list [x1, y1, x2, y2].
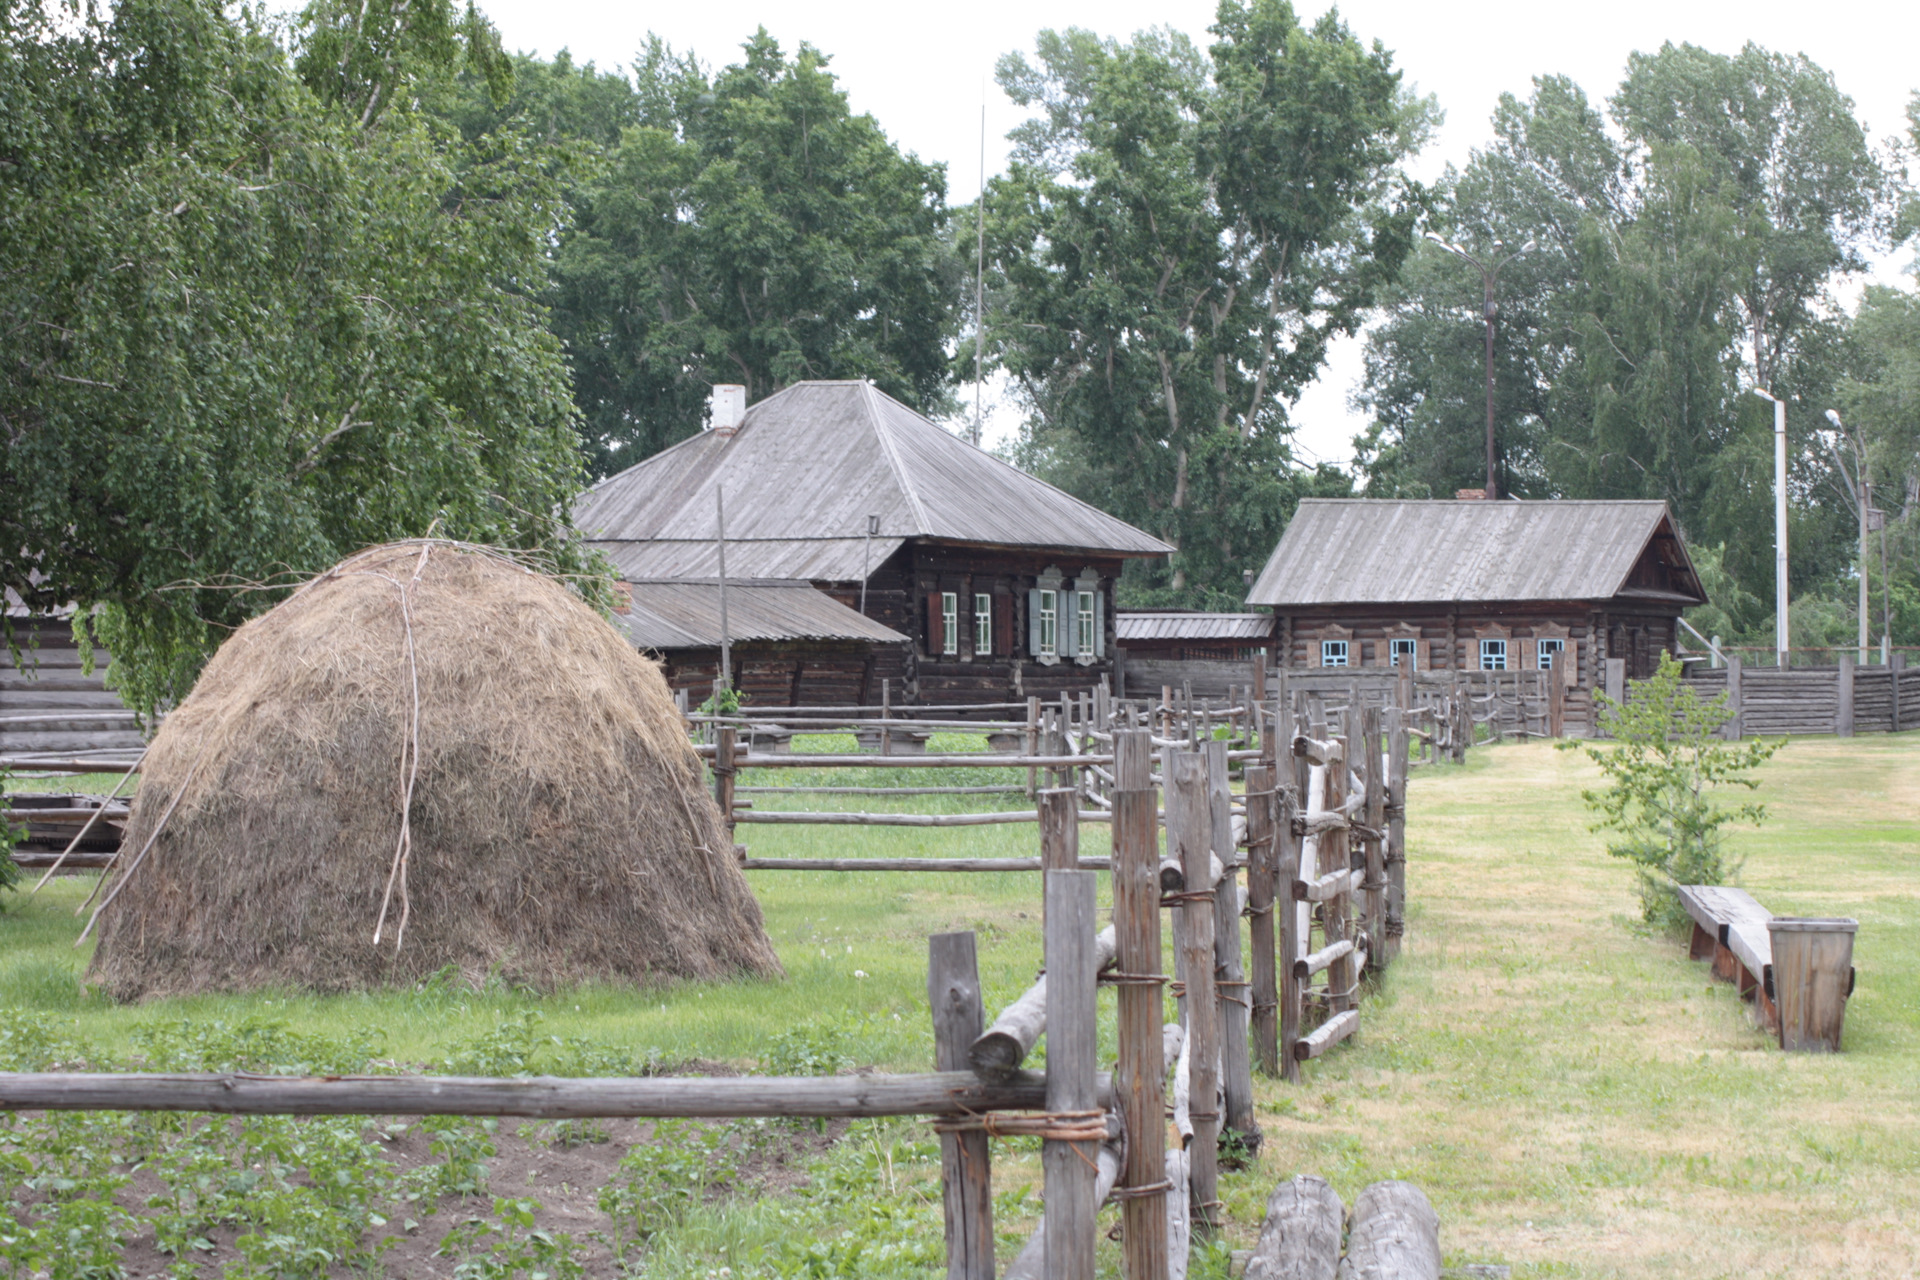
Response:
[86, 541, 781, 999]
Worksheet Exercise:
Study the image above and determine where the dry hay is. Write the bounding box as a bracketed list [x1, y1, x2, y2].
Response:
[86, 540, 781, 1000]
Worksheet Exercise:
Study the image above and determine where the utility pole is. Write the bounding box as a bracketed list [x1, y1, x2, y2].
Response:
[973, 99, 987, 449]
[1755, 390, 1790, 667]
[1427, 234, 1533, 499]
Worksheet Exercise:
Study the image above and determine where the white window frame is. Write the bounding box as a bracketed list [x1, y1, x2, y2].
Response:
[1536, 637, 1564, 671]
[940, 592, 958, 655]
[1480, 638, 1508, 671]
[1038, 589, 1058, 659]
[974, 593, 992, 657]
[1389, 637, 1418, 669]
[1321, 639, 1349, 668]
[1076, 590, 1095, 657]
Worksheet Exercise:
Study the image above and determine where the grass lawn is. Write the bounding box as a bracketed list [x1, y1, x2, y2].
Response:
[0, 733, 1916, 1276]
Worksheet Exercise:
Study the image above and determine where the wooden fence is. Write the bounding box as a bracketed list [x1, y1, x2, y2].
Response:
[1682, 655, 1918, 738]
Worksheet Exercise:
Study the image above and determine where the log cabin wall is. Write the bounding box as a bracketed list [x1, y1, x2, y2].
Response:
[653, 641, 902, 708]
[0, 617, 144, 758]
[1273, 601, 1683, 734]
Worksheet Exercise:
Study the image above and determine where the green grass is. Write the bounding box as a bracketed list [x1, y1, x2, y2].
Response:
[2, 735, 1918, 1276]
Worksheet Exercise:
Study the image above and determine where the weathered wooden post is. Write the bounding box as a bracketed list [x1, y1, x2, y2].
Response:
[1324, 736, 1357, 1016]
[1025, 696, 1041, 799]
[713, 724, 738, 842]
[1726, 655, 1744, 740]
[1167, 750, 1219, 1234]
[1383, 707, 1408, 968]
[1110, 729, 1169, 1280]
[1360, 706, 1386, 958]
[1043, 870, 1099, 1280]
[1279, 728, 1306, 1084]
[1040, 787, 1080, 873]
[1837, 654, 1855, 737]
[1206, 740, 1258, 1156]
[1892, 652, 1905, 733]
[928, 933, 994, 1280]
[1548, 652, 1566, 738]
[1245, 763, 1279, 1077]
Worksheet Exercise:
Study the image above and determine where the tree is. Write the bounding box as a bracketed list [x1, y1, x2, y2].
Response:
[0, 0, 600, 717]
[1360, 47, 1895, 629]
[1566, 653, 1780, 928]
[984, 2, 1429, 603]
[551, 33, 962, 478]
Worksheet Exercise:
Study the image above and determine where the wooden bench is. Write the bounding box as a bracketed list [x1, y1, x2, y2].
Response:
[1675, 885, 1779, 1033]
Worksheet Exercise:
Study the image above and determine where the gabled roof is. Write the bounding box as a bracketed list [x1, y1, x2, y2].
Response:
[574, 381, 1171, 580]
[1247, 499, 1705, 607]
[1117, 612, 1273, 642]
[612, 579, 908, 651]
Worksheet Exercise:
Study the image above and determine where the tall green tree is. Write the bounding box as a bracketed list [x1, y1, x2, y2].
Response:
[1360, 46, 1894, 628]
[0, 0, 598, 716]
[552, 33, 962, 478]
[987, 1, 1430, 603]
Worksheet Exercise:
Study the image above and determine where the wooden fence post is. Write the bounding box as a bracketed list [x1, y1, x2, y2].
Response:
[1726, 656, 1744, 740]
[1245, 764, 1279, 1077]
[1360, 706, 1386, 958]
[1043, 870, 1099, 1280]
[1892, 653, 1904, 733]
[1167, 750, 1219, 1234]
[713, 725, 738, 842]
[1206, 741, 1258, 1156]
[1111, 730, 1169, 1280]
[1383, 708, 1408, 968]
[1604, 658, 1626, 711]
[929, 933, 994, 1280]
[1548, 654, 1566, 738]
[1041, 788, 1080, 873]
[1837, 655, 1855, 737]
[1324, 735, 1357, 1016]
[1279, 726, 1305, 1084]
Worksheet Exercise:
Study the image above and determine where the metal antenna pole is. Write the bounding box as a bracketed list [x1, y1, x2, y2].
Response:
[973, 97, 987, 449]
[716, 487, 731, 690]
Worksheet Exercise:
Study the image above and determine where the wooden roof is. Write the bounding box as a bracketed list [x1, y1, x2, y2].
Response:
[575, 381, 1171, 580]
[1116, 612, 1273, 642]
[1247, 499, 1705, 608]
[613, 579, 908, 651]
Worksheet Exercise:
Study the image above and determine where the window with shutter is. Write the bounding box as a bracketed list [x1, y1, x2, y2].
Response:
[1075, 590, 1095, 663]
[1389, 637, 1418, 669]
[996, 592, 1014, 658]
[974, 594, 992, 656]
[1518, 638, 1537, 672]
[1092, 592, 1106, 659]
[940, 593, 958, 655]
[926, 591, 944, 656]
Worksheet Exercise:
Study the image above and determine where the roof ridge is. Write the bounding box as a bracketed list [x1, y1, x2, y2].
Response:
[863, 381, 933, 536]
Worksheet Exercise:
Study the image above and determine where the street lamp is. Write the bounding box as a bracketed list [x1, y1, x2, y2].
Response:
[1426, 233, 1535, 499]
[1753, 389, 1790, 667]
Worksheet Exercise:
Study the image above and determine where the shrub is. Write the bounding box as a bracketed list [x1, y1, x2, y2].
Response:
[1563, 652, 1780, 928]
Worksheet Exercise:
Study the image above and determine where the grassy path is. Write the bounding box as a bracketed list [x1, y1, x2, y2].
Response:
[1252, 736, 1920, 1277]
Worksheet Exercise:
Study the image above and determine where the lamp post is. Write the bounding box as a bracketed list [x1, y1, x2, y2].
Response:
[1754, 389, 1790, 667]
[1426, 234, 1534, 500]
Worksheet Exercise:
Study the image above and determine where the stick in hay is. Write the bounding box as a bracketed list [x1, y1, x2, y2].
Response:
[74, 739, 214, 943]
[371, 543, 432, 948]
[28, 742, 150, 895]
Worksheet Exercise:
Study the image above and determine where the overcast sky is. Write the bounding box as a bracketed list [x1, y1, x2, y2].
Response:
[453, 0, 1918, 466]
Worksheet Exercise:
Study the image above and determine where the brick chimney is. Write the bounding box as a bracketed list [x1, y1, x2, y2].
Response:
[1455, 488, 1488, 501]
[709, 385, 746, 437]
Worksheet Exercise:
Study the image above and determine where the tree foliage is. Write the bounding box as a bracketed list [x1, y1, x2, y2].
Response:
[984, 1, 1431, 603]
[1566, 653, 1781, 928]
[547, 33, 962, 478]
[0, 0, 601, 716]
[1359, 45, 1900, 638]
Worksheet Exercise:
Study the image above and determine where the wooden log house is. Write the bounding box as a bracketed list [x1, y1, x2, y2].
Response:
[1112, 610, 1271, 700]
[1247, 498, 1706, 732]
[1, 604, 144, 762]
[610, 578, 909, 706]
[574, 382, 1172, 708]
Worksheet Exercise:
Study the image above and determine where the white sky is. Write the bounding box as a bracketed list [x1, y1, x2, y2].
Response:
[458, 0, 1918, 467]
